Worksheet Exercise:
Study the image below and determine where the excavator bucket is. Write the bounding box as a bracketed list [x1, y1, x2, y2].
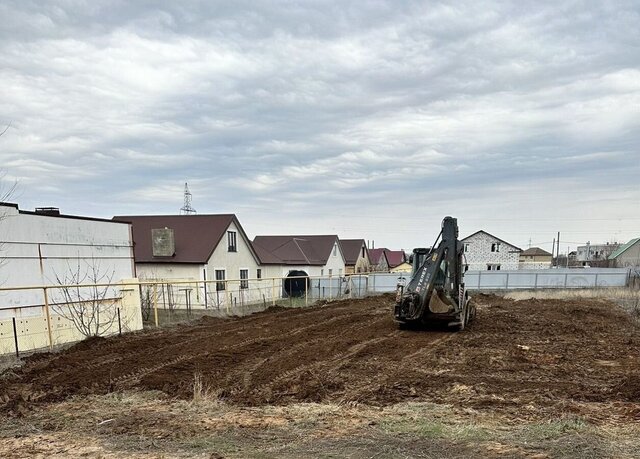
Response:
[427, 289, 455, 314]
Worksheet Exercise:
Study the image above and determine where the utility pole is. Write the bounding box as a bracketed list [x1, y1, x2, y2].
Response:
[552, 238, 556, 266]
[180, 182, 197, 215]
[556, 232, 560, 268]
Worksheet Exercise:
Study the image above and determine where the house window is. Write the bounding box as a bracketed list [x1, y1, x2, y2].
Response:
[333, 244, 337, 256]
[464, 243, 469, 252]
[215, 269, 226, 291]
[339, 268, 342, 276]
[487, 264, 501, 271]
[320, 269, 324, 276]
[329, 268, 333, 277]
[240, 269, 249, 289]
[257, 268, 262, 280]
[490, 242, 501, 252]
[227, 231, 237, 252]
[362, 246, 365, 257]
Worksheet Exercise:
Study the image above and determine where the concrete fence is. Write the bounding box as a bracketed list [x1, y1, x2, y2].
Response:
[463, 268, 630, 290]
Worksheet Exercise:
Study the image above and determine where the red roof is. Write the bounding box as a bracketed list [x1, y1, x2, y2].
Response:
[369, 248, 406, 268]
[113, 214, 255, 264]
[385, 250, 407, 268]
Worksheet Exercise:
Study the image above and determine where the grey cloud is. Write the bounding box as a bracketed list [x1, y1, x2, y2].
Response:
[1, 0, 639, 252]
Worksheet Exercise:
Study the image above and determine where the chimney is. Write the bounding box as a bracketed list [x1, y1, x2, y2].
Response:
[35, 207, 61, 216]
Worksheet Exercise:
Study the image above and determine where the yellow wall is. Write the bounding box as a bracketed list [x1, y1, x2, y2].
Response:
[0, 279, 143, 356]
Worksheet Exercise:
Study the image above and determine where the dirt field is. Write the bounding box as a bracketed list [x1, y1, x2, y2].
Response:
[1, 293, 639, 457]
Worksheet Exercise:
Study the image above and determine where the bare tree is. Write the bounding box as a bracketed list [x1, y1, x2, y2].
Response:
[0, 124, 17, 277]
[52, 257, 121, 338]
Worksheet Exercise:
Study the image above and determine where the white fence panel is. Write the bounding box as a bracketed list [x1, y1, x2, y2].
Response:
[463, 268, 629, 290]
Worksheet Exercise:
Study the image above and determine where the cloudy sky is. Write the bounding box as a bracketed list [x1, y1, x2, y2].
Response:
[1, 1, 639, 253]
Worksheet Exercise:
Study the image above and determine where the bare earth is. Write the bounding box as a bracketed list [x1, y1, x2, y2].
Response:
[0, 293, 639, 458]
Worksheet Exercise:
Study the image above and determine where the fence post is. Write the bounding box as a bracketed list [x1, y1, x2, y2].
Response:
[153, 283, 159, 327]
[272, 278, 276, 306]
[117, 308, 122, 336]
[534, 273, 538, 289]
[506, 273, 510, 289]
[329, 274, 332, 300]
[477, 271, 482, 289]
[564, 273, 569, 288]
[43, 287, 53, 350]
[12, 317, 19, 358]
[305, 278, 308, 307]
[594, 273, 599, 288]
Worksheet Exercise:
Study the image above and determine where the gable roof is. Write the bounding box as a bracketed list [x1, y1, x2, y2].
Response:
[340, 239, 367, 265]
[609, 238, 640, 259]
[461, 230, 522, 252]
[252, 235, 340, 266]
[368, 248, 388, 265]
[520, 247, 552, 257]
[385, 250, 407, 268]
[113, 214, 256, 264]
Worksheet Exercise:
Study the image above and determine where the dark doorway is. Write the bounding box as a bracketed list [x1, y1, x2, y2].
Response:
[284, 270, 309, 297]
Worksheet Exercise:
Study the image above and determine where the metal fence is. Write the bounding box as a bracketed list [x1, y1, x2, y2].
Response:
[463, 268, 630, 290]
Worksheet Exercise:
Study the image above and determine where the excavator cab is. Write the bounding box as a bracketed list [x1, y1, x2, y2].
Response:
[394, 217, 474, 330]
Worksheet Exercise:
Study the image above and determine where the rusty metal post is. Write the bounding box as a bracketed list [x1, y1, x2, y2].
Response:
[12, 317, 19, 358]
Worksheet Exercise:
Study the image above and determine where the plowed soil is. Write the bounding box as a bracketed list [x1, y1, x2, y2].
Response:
[1, 293, 639, 421]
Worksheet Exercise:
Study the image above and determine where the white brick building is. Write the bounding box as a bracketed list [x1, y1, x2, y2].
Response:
[461, 230, 521, 271]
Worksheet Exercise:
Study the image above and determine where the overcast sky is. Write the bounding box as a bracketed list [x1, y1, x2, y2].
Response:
[1, 1, 639, 253]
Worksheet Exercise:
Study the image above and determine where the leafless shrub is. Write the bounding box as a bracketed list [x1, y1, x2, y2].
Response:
[52, 258, 120, 338]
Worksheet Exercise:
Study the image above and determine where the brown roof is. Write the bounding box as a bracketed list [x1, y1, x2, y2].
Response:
[113, 214, 255, 264]
[368, 248, 388, 265]
[252, 235, 340, 266]
[385, 250, 407, 268]
[368, 248, 406, 268]
[340, 239, 367, 265]
[520, 247, 552, 257]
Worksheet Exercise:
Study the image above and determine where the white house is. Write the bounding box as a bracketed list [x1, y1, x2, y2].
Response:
[0, 203, 142, 354]
[576, 242, 620, 265]
[113, 214, 264, 308]
[608, 238, 640, 268]
[461, 230, 521, 271]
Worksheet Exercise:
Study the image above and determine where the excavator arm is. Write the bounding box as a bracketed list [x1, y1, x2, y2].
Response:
[394, 216, 473, 329]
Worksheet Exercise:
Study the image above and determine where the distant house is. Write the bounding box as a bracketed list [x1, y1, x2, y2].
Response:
[113, 214, 261, 307]
[339, 239, 371, 274]
[368, 248, 408, 272]
[461, 230, 521, 271]
[608, 238, 640, 268]
[368, 248, 389, 272]
[252, 235, 346, 279]
[519, 247, 552, 269]
[576, 242, 620, 267]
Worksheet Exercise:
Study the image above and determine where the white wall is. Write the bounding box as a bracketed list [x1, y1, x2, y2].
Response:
[0, 206, 134, 309]
[206, 220, 261, 282]
[463, 232, 520, 271]
[136, 263, 204, 281]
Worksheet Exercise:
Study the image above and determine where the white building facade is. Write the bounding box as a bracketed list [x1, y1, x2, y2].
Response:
[0, 203, 142, 354]
[461, 230, 522, 271]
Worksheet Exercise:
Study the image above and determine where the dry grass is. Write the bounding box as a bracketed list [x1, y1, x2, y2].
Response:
[1, 393, 639, 458]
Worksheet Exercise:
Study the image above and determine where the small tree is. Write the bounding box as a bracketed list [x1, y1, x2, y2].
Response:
[52, 257, 121, 338]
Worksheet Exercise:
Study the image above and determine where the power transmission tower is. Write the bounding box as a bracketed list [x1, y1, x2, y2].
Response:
[180, 182, 196, 215]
